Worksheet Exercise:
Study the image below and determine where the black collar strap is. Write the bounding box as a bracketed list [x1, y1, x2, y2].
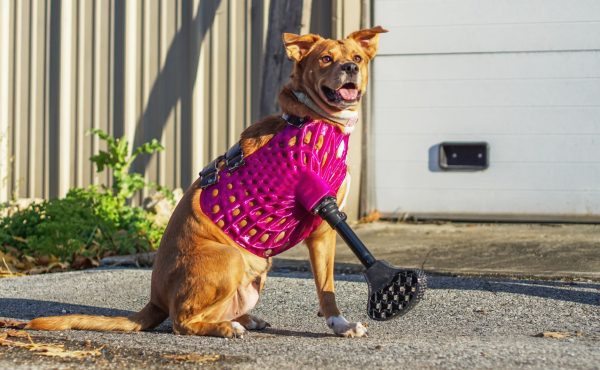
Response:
[282, 113, 308, 128]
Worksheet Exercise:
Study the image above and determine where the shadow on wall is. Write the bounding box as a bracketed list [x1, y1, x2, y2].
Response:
[45, 0, 221, 195]
[130, 0, 222, 185]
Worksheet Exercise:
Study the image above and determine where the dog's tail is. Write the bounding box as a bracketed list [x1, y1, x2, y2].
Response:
[25, 302, 167, 332]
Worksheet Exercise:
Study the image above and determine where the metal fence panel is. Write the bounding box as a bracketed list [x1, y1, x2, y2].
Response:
[0, 0, 365, 218]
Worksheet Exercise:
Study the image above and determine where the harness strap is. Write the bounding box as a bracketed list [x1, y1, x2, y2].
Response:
[199, 155, 223, 188]
[282, 113, 308, 128]
[199, 142, 245, 189]
[225, 142, 244, 171]
[200, 113, 309, 189]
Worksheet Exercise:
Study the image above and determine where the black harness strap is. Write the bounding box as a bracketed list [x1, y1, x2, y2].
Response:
[199, 155, 223, 188]
[224, 142, 244, 171]
[199, 142, 245, 189]
[199, 114, 305, 189]
[282, 113, 309, 128]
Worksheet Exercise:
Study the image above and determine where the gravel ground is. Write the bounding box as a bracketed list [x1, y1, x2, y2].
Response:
[1, 268, 599, 369]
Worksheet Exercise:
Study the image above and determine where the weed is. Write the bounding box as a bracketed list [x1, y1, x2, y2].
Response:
[0, 131, 172, 270]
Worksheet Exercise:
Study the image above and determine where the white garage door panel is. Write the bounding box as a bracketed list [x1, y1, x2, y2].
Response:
[376, 161, 600, 192]
[375, 107, 600, 136]
[375, 134, 600, 164]
[376, 0, 600, 27]
[376, 0, 600, 55]
[377, 79, 600, 108]
[373, 1, 600, 220]
[379, 23, 600, 55]
[377, 188, 600, 218]
[375, 52, 600, 80]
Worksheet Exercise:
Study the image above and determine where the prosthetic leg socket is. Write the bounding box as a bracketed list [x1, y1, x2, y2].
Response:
[314, 197, 427, 320]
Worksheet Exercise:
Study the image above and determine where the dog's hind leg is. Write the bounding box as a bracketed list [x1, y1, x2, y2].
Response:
[168, 240, 260, 338]
[235, 314, 270, 330]
[174, 319, 246, 338]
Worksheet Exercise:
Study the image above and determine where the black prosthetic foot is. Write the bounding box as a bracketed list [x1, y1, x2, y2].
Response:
[365, 261, 427, 320]
[314, 197, 427, 321]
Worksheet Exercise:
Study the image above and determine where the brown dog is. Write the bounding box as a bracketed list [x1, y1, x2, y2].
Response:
[26, 26, 387, 338]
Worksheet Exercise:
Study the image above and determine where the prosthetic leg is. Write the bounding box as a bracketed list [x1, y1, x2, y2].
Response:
[314, 197, 427, 320]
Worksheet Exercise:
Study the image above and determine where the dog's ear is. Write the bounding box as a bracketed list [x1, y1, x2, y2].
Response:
[347, 25, 388, 59]
[282, 33, 322, 62]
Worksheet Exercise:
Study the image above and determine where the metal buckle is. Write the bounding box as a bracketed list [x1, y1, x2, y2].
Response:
[198, 141, 244, 189]
[199, 155, 223, 188]
[282, 113, 308, 128]
[225, 142, 244, 171]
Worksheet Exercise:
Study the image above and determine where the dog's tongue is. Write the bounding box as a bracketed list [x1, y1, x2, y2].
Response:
[338, 87, 358, 101]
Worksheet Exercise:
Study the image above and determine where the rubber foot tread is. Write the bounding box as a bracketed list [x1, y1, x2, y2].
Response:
[367, 268, 427, 321]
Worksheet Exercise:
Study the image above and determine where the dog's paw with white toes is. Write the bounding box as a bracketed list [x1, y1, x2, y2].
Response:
[231, 321, 246, 338]
[326, 316, 368, 338]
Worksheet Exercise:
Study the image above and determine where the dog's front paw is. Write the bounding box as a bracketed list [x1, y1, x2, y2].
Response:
[326, 316, 368, 338]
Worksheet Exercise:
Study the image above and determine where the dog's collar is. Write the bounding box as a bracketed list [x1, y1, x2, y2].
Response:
[292, 91, 358, 134]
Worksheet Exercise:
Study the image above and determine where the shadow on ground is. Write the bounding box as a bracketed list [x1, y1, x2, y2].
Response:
[1, 274, 597, 334]
[0, 298, 134, 321]
[0, 297, 337, 338]
[272, 271, 600, 307]
[430, 276, 600, 306]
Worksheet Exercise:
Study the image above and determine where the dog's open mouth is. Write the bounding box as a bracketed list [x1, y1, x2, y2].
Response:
[322, 83, 361, 103]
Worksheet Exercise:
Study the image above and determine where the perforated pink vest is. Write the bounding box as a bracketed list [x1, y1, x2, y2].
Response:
[200, 119, 349, 258]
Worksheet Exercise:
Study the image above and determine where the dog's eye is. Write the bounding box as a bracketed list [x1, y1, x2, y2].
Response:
[321, 55, 333, 63]
[353, 55, 362, 63]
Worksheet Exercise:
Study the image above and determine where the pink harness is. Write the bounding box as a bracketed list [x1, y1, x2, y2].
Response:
[199, 118, 349, 258]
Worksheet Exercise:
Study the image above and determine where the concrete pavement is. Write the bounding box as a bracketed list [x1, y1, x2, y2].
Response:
[277, 221, 600, 280]
[0, 268, 599, 369]
[2, 221, 599, 368]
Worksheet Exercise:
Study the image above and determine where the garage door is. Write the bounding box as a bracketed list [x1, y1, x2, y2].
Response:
[372, 0, 600, 221]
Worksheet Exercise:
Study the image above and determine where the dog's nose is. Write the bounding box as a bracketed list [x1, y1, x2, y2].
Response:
[341, 62, 359, 74]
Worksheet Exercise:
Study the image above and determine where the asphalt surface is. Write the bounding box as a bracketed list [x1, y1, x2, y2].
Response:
[1, 268, 599, 369]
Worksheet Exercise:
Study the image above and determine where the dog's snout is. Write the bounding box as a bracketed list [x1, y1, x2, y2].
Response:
[341, 62, 359, 74]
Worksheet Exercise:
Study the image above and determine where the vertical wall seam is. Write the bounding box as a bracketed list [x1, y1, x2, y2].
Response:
[74, 0, 81, 187]
[58, 0, 73, 197]
[208, 8, 215, 159]
[124, 0, 138, 156]
[172, 0, 178, 186]
[27, 0, 34, 197]
[226, 0, 232, 145]
[0, 0, 10, 201]
[42, 0, 49, 198]
[107, 0, 113, 138]
[13, 0, 22, 198]
[244, 0, 250, 128]
[90, 0, 96, 184]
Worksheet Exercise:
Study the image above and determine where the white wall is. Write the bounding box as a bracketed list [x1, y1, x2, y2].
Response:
[373, 0, 600, 221]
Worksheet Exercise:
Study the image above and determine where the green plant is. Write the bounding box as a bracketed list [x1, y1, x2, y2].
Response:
[0, 186, 164, 263]
[89, 129, 167, 204]
[0, 131, 172, 269]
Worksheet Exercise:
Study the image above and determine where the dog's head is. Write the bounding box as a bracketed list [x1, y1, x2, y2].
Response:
[283, 26, 387, 113]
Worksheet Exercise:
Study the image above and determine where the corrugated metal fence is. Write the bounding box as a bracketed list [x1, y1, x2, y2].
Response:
[0, 0, 369, 218]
